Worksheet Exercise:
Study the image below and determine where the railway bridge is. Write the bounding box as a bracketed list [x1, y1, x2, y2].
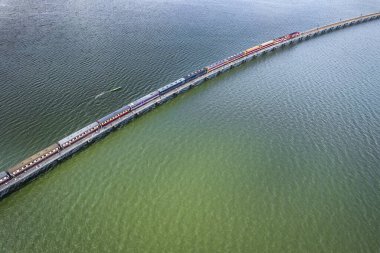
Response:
[1, 12, 379, 199]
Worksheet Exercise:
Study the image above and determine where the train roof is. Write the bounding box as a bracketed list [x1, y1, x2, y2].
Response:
[158, 78, 185, 92]
[129, 91, 159, 106]
[7, 144, 60, 174]
[0, 171, 9, 178]
[58, 122, 99, 146]
[261, 40, 274, 46]
[97, 104, 131, 123]
[185, 68, 206, 76]
[246, 45, 260, 51]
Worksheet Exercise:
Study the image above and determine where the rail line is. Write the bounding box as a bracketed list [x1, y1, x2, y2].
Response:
[1, 12, 379, 199]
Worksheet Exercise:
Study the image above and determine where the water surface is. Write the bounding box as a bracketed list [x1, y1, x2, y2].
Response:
[0, 0, 379, 252]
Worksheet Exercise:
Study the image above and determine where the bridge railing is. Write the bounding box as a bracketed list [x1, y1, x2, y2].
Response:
[301, 12, 380, 36]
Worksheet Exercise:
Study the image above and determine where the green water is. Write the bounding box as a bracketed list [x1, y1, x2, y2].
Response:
[0, 0, 379, 252]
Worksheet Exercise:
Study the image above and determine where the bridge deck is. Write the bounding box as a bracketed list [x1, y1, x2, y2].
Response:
[302, 12, 380, 36]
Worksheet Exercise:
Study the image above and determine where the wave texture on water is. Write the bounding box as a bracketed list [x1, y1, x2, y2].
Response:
[0, 0, 379, 252]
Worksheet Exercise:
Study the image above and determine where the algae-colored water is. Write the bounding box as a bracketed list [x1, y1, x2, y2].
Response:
[0, 0, 379, 252]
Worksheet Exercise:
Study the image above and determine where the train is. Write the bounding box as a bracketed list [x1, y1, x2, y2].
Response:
[0, 32, 301, 187]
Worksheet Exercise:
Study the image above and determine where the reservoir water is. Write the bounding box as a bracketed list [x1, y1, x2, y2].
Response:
[0, 0, 379, 252]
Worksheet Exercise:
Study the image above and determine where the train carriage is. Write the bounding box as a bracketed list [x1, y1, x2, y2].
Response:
[260, 40, 276, 49]
[184, 68, 207, 82]
[205, 52, 245, 73]
[274, 35, 288, 43]
[158, 78, 185, 95]
[58, 122, 100, 149]
[7, 144, 60, 177]
[274, 32, 301, 43]
[128, 91, 160, 110]
[97, 104, 132, 127]
[289, 32, 301, 38]
[0, 171, 11, 186]
[244, 45, 261, 55]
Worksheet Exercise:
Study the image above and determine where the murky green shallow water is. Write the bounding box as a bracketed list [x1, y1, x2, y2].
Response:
[0, 0, 379, 252]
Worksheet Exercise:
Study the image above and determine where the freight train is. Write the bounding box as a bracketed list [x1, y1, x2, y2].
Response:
[0, 32, 300, 187]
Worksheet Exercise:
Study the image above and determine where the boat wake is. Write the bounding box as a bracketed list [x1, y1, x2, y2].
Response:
[94, 87, 122, 99]
[95, 92, 106, 99]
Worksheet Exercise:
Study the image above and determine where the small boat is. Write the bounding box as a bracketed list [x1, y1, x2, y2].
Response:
[110, 87, 122, 92]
